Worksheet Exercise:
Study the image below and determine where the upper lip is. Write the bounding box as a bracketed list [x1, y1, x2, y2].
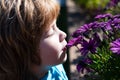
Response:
[62, 41, 67, 51]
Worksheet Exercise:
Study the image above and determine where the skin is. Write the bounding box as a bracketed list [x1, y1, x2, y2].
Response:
[31, 19, 67, 78]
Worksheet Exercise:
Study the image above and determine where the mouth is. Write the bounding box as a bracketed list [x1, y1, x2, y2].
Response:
[59, 46, 67, 61]
[62, 46, 67, 52]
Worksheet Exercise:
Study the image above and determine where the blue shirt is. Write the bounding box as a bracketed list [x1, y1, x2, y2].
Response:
[40, 64, 68, 80]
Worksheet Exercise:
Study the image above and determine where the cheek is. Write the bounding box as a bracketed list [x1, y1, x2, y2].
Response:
[39, 39, 62, 65]
[41, 40, 60, 54]
[40, 36, 61, 54]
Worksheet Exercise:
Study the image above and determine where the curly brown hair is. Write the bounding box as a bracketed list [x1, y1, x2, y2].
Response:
[0, 0, 60, 80]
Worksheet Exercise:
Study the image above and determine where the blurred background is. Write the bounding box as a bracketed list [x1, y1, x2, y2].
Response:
[57, 0, 120, 80]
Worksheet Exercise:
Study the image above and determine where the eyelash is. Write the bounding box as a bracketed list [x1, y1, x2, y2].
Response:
[46, 27, 55, 37]
[45, 24, 58, 37]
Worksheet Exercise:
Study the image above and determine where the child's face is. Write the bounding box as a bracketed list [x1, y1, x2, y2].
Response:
[39, 19, 67, 67]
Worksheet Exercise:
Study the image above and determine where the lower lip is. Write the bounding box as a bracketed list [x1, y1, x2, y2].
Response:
[59, 47, 67, 57]
[62, 47, 67, 52]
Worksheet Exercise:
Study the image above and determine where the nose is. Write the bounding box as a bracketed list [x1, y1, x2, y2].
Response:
[59, 30, 67, 42]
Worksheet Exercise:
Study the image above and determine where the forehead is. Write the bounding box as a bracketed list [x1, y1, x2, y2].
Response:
[39, 0, 60, 32]
[32, 0, 60, 38]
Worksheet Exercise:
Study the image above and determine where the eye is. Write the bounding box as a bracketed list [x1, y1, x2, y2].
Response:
[45, 27, 55, 37]
[44, 21, 57, 38]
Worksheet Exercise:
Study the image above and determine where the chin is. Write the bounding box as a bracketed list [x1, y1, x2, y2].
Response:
[63, 54, 67, 62]
[60, 53, 67, 63]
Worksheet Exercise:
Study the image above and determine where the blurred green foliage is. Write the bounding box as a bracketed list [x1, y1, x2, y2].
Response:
[74, 0, 109, 10]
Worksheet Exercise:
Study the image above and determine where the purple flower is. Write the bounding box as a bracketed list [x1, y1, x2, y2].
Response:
[112, 0, 120, 4]
[77, 24, 91, 33]
[113, 18, 120, 24]
[105, 20, 112, 30]
[88, 21, 99, 29]
[110, 38, 120, 55]
[72, 29, 82, 38]
[113, 14, 120, 18]
[68, 13, 120, 75]
[112, 18, 120, 29]
[95, 13, 112, 19]
[98, 21, 112, 31]
[98, 22, 106, 28]
[107, 0, 120, 7]
[80, 38, 99, 56]
[111, 0, 120, 5]
[67, 36, 83, 48]
[71, 24, 92, 39]
[77, 58, 93, 73]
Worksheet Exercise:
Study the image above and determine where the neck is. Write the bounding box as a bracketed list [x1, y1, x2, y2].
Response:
[31, 64, 49, 79]
[37, 70, 48, 79]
